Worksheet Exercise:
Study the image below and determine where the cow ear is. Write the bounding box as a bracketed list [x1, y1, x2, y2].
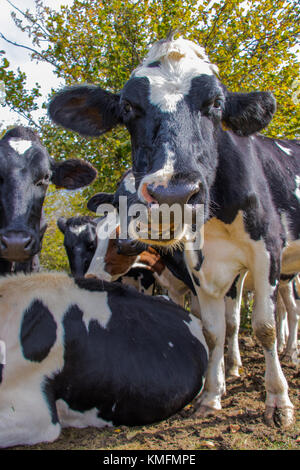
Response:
[57, 217, 67, 234]
[87, 192, 114, 213]
[51, 159, 97, 189]
[48, 85, 122, 137]
[222, 91, 276, 136]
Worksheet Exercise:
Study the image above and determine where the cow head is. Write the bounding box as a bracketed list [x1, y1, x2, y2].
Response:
[57, 216, 98, 277]
[0, 126, 97, 262]
[48, 35, 276, 247]
[85, 170, 148, 281]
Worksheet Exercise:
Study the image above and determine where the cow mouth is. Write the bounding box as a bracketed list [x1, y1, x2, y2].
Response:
[129, 221, 185, 248]
[127, 202, 201, 248]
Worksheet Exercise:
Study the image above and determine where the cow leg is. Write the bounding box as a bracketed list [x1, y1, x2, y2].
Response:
[192, 288, 226, 416]
[224, 272, 247, 378]
[250, 249, 294, 428]
[276, 291, 288, 354]
[0, 386, 61, 448]
[184, 243, 243, 416]
[278, 283, 299, 365]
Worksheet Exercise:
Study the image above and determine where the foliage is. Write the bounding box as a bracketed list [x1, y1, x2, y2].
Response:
[0, 50, 41, 126]
[0, 0, 299, 270]
[39, 183, 92, 271]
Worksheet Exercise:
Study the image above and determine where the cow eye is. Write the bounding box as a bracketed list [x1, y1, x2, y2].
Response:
[213, 98, 222, 109]
[122, 101, 133, 115]
[36, 174, 50, 187]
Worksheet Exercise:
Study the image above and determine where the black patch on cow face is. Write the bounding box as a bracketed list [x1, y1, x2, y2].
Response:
[148, 61, 161, 68]
[121, 75, 221, 197]
[0, 364, 3, 384]
[20, 299, 57, 362]
[59, 278, 207, 426]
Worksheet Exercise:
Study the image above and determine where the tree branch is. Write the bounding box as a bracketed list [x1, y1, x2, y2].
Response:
[6, 0, 50, 38]
[0, 32, 55, 66]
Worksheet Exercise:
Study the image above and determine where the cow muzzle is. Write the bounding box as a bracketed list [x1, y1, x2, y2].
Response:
[0, 231, 36, 261]
[141, 181, 201, 208]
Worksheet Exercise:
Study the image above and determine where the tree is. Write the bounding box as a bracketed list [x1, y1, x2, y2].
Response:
[39, 184, 91, 271]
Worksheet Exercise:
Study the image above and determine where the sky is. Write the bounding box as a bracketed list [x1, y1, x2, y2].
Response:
[0, 0, 74, 126]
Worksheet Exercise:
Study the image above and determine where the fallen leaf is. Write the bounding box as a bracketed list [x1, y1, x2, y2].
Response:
[199, 440, 215, 448]
[228, 424, 240, 433]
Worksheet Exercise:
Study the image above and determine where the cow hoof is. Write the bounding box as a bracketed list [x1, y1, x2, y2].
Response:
[281, 351, 299, 366]
[265, 406, 294, 429]
[226, 366, 241, 380]
[194, 405, 218, 418]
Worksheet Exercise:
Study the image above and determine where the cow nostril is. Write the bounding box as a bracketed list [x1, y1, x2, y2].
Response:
[141, 183, 158, 205]
[186, 183, 202, 205]
[0, 237, 8, 250]
[85, 273, 98, 279]
[24, 237, 33, 250]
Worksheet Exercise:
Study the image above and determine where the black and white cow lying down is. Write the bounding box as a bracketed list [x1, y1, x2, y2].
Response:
[48, 35, 300, 427]
[0, 126, 97, 274]
[0, 272, 208, 448]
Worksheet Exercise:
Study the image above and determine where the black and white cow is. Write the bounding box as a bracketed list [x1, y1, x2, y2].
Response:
[86, 170, 199, 310]
[57, 216, 98, 277]
[0, 271, 208, 448]
[87, 170, 298, 372]
[0, 126, 97, 274]
[48, 35, 299, 427]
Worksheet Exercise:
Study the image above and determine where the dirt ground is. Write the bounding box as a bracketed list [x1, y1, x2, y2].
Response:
[12, 332, 299, 451]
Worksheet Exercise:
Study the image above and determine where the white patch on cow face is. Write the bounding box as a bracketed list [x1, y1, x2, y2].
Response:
[85, 211, 120, 282]
[9, 139, 33, 155]
[138, 146, 175, 203]
[280, 212, 292, 241]
[56, 399, 113, 429]
[69, 224, 88, 235]
[123, 172, 136, 194]
[275, 142, 292, 156]
[134, 37, 218, 113]
[294, 175, 300, 200]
